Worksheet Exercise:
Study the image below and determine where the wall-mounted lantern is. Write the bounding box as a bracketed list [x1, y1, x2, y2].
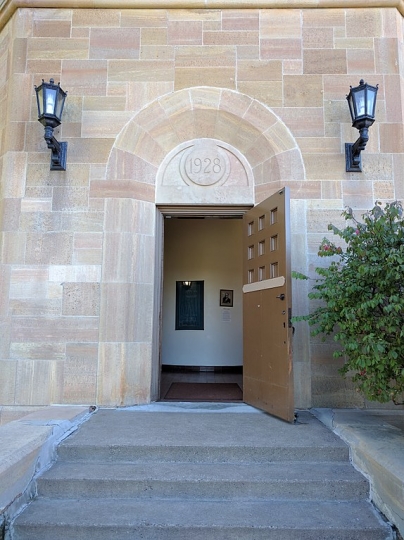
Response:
[345, 79, 378, 172]
[35, 78, 68, 171]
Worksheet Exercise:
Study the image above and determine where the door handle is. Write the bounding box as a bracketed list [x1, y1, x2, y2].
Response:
[276, 293, 285, 300]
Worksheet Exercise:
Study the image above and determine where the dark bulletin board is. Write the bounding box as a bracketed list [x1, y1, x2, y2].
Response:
[175, 281, 204, 330]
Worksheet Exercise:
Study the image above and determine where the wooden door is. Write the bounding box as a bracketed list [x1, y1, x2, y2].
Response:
[243, 188, 294, 422]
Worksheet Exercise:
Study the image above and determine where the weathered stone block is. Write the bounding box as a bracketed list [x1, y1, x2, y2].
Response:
[11, 317, 99, 344]
[303, 49, 347, 74]
[72, 9, 120, 27]
[25, 233, 73, 265]
[260, 9, 301, 39]
[90, 28, 140, 59]
[28, 37, 89, 60]
[33, 20, 71, 38]
[109, 59, 174, 82]
[168, 20, 202, 45]
[97, 342, 152, 406]
[261, 38, 302, 60]
[62, 59, 108, 95]
[63, 343, 98, 403]
[175, 67, 235, 91]
[62, 282, 100, 316]
[10, 342, 65, 360]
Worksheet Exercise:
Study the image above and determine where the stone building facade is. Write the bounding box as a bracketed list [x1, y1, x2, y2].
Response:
[1, 0, 403, 414]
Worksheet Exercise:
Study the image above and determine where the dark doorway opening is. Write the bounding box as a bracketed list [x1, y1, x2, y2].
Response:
[159, 215, 244, 401]
[160, 365, 243, 402]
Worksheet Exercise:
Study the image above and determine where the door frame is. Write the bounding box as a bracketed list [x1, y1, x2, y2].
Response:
[152, 204, 256, 400]
[151, 201, 311, 413]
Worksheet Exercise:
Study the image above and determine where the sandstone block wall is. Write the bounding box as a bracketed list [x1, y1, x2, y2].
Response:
[0, 6, 403, 409]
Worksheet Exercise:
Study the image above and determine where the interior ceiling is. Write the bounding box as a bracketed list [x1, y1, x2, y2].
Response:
[158, 205, 252, 218]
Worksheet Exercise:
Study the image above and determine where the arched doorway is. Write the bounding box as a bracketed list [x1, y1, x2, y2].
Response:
[101, 87, 307, 416]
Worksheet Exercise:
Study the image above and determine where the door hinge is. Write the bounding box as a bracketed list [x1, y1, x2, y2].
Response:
[288, 308, 295, 334]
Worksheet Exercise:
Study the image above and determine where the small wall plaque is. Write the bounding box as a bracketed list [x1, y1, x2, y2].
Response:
[176, 281, 204, 330]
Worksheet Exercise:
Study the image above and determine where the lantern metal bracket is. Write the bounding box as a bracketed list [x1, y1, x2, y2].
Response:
[345, 126, 369, 173]
[44, 126, 67, 171]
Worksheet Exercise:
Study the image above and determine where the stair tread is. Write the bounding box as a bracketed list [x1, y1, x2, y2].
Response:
[41, 460, 367, 483]
[15, 497, 389, 531]
[57, 444, 349, 463]
[36, 460, 368, 502]
[60, 410, 347, 449]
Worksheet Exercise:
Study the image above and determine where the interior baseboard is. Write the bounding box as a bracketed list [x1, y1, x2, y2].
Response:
[161, 365, 243, 374]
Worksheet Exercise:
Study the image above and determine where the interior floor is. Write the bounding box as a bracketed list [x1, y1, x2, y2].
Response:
[160, 367, 243, 400]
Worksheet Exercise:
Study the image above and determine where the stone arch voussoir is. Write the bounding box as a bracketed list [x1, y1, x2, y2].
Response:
[106, 87, 306, 203]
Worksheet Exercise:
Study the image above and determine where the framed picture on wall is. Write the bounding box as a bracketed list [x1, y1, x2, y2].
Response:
[220, 289, 233, 307]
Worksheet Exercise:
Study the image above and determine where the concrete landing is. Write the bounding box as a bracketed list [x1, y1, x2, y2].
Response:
[313, 408, 404, 538]
[0, 406, 90, 531]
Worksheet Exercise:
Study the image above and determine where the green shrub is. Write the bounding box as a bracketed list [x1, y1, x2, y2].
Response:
[293, 201, 404, 404]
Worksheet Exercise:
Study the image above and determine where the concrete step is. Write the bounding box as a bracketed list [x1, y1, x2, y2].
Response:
[57, 409, 350, 463]
[38, 460, 369, 501]
[57, 441, 350, 463]
[12, 497, 392, 540]
[10, 409, 394, 540]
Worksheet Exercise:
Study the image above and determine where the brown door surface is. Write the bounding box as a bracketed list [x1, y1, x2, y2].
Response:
[243, 188, 294, 422]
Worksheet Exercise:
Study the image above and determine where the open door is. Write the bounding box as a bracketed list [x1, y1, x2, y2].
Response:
[243, 188, 294, 422]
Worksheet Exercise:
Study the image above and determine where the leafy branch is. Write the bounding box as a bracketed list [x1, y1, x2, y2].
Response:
[293, 201, 404, 404]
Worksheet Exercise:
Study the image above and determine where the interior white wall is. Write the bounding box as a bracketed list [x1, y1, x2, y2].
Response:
[162, 218, 243, 366]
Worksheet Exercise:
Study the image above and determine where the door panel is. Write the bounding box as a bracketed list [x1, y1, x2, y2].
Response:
[243, 188, 294, 422]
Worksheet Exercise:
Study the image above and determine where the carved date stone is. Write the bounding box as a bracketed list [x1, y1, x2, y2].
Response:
[180, 140, 230, 186]
[156, 138, 254, 206]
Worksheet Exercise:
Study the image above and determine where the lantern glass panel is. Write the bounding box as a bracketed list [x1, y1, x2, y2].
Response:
[45, 87, 57, 115]
[347, 92, 354, 122]
[36, 86, 44, 117]
[366, 87, 377, 118]
[354, 88, 366, 117]
[55, 90, 66, 120]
